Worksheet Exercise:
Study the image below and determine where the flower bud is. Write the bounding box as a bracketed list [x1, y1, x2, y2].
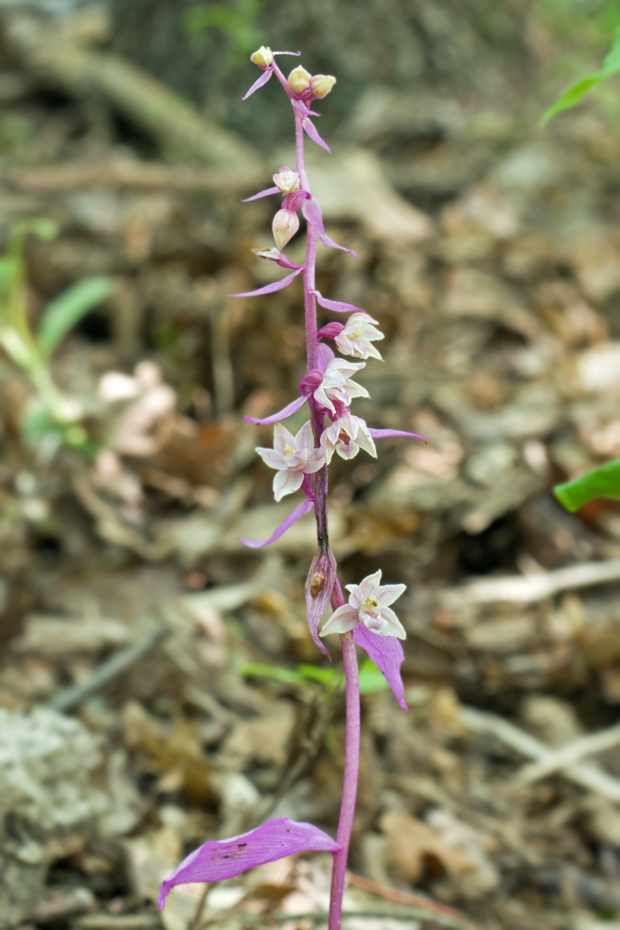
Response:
[287, 65, 312, 95]
[272, 209, 299, 249]
[310, 74, 336, 99]
[250, 46, 273, 68]
[282, 190, 308, 213]
[252, 247, 283, 262]
[273, 167, 300, 194]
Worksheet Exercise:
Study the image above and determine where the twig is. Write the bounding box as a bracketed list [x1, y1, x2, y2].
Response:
[190, 886, 211, 930]
[346, 872, 478, 929]
[46, 625, 168, 713]
[6, 161, 252, 193]
[513, 722, 620, 787]
[440, 557, 620, 607]
[461, 705, 620, 803]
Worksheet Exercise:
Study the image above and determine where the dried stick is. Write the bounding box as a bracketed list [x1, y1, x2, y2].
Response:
[513, 722, 620, 787]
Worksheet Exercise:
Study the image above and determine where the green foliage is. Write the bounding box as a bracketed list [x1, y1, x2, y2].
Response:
[554, 458, 620, 511]
[183, 0, 264, 62]
[38, 277, 113, 359]
[0, 219, 112, 457]
[542, 27, 620, 124]
[242, 658, 389, 696]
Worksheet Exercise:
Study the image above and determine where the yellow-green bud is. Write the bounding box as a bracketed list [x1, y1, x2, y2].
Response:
[287, 66, 312, 95]
[250, 46, 273, 68]
[272, 209, 299, 249]
[310, 74, 336, 99]
[273, 167, 300, 194]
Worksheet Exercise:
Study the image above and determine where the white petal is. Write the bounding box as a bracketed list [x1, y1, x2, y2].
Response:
[376, 583, 407, 608]
[376, 606, 406, 639]
[274, 423, 295, 454]
[304, 448, 326, 473]
[345, 582, 363, 609]
[295, 420, 316, 451]
[335, 438, 360, 460]
[256, 447, 287, 470]
[273, 468, 304, 501]
[358, 570, 382, 599]
[320, 604, 360, 636]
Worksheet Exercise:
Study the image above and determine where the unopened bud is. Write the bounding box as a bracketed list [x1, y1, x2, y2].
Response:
[274, 167, 300, 194]
[287, 65, 312, 95]
[250, 46, 273, 68]
[310, 74, 336, 99]
[272, 209, 299, 249]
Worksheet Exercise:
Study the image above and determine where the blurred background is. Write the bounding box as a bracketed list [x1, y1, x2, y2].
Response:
[2, 1, 620, 928]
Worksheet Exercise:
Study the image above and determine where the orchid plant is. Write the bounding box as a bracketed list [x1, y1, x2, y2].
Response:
[158, 46, 424, 929]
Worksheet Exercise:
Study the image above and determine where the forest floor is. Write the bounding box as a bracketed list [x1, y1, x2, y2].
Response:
[3, 8, 620, 930]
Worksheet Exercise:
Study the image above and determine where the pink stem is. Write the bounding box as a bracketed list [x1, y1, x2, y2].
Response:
[329, 580, 361, 930]
[291, 88, 360, 926]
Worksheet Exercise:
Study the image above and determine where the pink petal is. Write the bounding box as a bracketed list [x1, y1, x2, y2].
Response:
[240, 498, 314, 549]
[317, 342, 335, 371]
[367, 428, 426, 443]
[352, 625, 407, 711]
[302, 199, 358, 258]
[305, 549, 337, 657]
[272, 50, 301, 56]
[158, 818, 340, 909]
[242, 186, 280, 202]
[228, 268, 302, 298]
[302, 117, 331, 153]
[242, 69, 273, 100]
[244, 393, 307, 426]
[314, 291, 365, 314]
[292, 99, 320, 117]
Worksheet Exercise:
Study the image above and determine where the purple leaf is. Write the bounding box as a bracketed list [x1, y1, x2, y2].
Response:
[352, 625, 407, 711]
[242, 186, 280, 202]
[244, 393, 307, 425]
[242, 69, 273, 100]
[240, 498, 314, 549]
[158, 818, 340, 910]
[368, 428, 427, 443]
[314, 291, 365, 314]
[305, 549, 337, 657]
[301, 199, 358, 258]
[228, 268, 302, 298]
[302, 117, 331, 153]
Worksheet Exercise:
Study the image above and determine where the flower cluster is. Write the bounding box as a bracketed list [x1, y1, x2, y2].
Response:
[158, 45, 426, 927]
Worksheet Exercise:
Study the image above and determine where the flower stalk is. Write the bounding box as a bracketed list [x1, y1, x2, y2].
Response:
[157, 46, 427, 922]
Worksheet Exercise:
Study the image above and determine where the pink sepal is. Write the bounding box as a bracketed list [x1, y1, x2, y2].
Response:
[242, 69, 273, 100]
[368, 428, 427, 443]
[302, 117, 331, 153]
[314, 291, 364, 314]
[242, 186, 280, 202]
[352, 625, 408, 711]
[240, 498, 314, 549]
[317, 322, 345, 340]
[317, 342, 336, 371]
[292, 99, 320, 117]
[302, 199, 358, 258]
[244, 393, 307, 425]
[228, 268, 302, 298]
[272, 50, 301, 56]
[158, 818, 340, 910]
[305, 549, 337, 658]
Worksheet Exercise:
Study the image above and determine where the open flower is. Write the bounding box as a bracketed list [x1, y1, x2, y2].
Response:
[256, 422, 324, 501]
[312, 358, 369, 415]
[320, 570, 406, 638]
[335, 312, 384, 360]
[321, 411, 377, 463]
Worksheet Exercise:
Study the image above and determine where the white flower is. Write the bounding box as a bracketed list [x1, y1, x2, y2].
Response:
[321, 411, 377, 463]
[256, 421, 325, 501]
[313, 358, 369, 415]
[273, 167, 300, 194]
[335, 312, 384, 360]
[320, 570, 406, 639]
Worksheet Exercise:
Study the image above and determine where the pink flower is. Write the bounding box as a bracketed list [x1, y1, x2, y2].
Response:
[320, 570, 406, 638]
[256, 422, 324, 501]
[321, 411, 377, 463]
[335, 312, 384, 361]
[312, 358, 369, 415]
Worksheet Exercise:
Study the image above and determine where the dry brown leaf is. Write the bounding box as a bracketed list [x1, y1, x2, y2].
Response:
[380, 810, 474, 884]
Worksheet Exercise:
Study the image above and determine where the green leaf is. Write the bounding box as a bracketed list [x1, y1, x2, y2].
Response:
[602, 28, 620, 75]
[554, 458, 620, 511]
[541, 73, 605, 125]
[241, 662, 304, 685]
[38, 277, 113, 358]
[358, 659, 389, 695]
